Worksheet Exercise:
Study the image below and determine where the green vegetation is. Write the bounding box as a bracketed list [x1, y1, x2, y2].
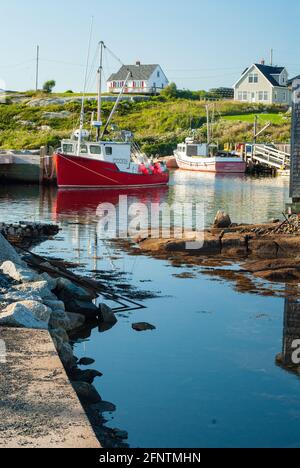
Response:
[0, 90, 291, 154]
[42, 80, 56, 93]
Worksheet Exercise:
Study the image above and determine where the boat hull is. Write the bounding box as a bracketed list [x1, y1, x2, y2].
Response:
[175, 155, 247, 174]
[55, 153, 169, 188]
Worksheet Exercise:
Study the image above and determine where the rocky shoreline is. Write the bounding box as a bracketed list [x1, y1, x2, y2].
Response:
[115, 212, 300, 297]
[0, 224, 128, 448]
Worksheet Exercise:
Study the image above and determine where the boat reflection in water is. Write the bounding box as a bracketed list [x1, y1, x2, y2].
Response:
[52, 186, 170, 220]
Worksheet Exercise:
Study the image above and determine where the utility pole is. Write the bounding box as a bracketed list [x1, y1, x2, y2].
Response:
[254, 115, 258, 144]
[35, 45, 39, 91]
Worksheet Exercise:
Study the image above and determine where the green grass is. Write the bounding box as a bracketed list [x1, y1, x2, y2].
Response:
[0, 94, 291, 155]
[222, 113, 289, 125]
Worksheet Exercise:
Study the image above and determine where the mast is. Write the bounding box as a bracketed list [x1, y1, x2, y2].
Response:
[96, 41, 104, 141]
[77, 17, 94, 155]
[206, 105, 210, 145]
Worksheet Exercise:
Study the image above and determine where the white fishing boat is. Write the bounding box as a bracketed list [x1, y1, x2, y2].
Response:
[174, 105, 247, 174]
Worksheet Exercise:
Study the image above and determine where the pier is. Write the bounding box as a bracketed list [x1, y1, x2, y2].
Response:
[0, 327, 101, 448]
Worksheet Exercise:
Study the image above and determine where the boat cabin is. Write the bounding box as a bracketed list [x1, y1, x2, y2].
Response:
[61, 139, 134, 172]
[176, 139, 209, 158]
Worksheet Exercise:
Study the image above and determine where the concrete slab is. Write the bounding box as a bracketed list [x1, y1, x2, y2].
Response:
[0, 327, 101, 448]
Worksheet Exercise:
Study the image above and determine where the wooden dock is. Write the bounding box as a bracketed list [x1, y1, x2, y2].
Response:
[0, 327, 101, 448]
[0, 148, 56, 184]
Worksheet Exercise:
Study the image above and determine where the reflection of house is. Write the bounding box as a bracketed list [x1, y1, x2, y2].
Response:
[234, 60, 292, 105]
[276, 295, 300, 369]
[107, 62, 169, 95]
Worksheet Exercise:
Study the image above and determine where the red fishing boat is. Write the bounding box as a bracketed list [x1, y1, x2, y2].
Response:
[55, 139, 169, 189]
[54, 41, 169, 189]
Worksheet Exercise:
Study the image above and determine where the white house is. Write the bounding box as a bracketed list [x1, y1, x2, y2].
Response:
[107, 62, 169, 95]
[234, 61, 292, 105]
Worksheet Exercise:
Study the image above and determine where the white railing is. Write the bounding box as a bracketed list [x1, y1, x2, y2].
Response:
[252, 144, 290, 170]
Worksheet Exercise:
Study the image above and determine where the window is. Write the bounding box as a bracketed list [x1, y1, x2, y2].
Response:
[80, 145, 88, 154]
[258, 91, 263, 101]
[248, 73, 258, 83]
[264, 91, 268, 101]
[62, 144, 73, 153]
[157, 71, 160, 78]
[105, 147, 113, 156]
[283, 92, 287, 102]
[238, 92, 243, 100]
[90, 145, 101, 155]
[243, 91, 248, 101]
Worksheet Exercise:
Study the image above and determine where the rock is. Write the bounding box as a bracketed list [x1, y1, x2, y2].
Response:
[91, 401, 116, 414]
[132, 322, 156, 332]
[213, 211, 232, 229]
[40, 272, 58, 290]
[0, 260, 38, 283]
[79, 357, 95, 366]
[50, 328, 69, 344]
[56, 278, 94, 301]
[42, 111, 71, 119]
[11, 281, 55, 300]
[49, 312, 85, 332]
[69, 368, 103, 384]
[72, 382, 102, 404]
[0, 301, 51, 329]
[65, 312, 85, 331]
[59, 343, 76, 370]
[65, 300, 99, 320]
[112, 429, 129, 440]
[0, 233, 26, 266]
[99, 304, 117, 325]
[43, 299, 65, 313]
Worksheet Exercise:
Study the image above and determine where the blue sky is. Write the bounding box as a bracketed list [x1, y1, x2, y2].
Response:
[1, 0, 300, 92]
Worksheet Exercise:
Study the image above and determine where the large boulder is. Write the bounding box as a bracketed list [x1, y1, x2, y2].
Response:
[99, 304, 117, 325]
[59, 342, 76, 370]
[0, 301, 51, 329]
[213, 211, 232, 229]
[39, 272, 58, 291]
[0, 233, 25, 266]
[72, 382, 102, 404]
[65, 299, 99, 320]
[9, 281, 55, 300]
[49, 311, 85, 332]
[65, 312, 86, 331]
[0, 260, 38, 283]
[55, 278, 95, 302]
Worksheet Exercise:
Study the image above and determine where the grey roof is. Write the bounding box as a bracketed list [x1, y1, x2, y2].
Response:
[287, 75, 300, 86]
[240, 64, 286, 87]
[108, 64, 159, 82]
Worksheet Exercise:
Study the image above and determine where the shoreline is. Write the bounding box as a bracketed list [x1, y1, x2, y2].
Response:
[0, 224, 128, 448]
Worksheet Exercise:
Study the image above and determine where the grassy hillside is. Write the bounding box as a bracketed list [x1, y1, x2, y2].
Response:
[0, 92, 291, 155]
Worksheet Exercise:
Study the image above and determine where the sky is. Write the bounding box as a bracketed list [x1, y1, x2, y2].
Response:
[1, 0, 300, 93]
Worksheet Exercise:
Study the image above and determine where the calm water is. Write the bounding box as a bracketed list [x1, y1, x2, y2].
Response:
[1, 172, 300, 448]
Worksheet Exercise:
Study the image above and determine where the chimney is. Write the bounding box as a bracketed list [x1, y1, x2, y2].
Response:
[261, 59, 265, 65]
[136, 61, 141, 67]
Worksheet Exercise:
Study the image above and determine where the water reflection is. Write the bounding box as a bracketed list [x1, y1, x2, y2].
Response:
[277, 290, 300, 372]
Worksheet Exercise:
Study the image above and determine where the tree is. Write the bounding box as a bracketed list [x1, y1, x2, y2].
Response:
[43, 80, 56, 93]
[161, 82, 179, 99]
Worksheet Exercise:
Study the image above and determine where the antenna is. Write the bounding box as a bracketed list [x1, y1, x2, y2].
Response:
[270, 48, 274, 66]
[35, 45, 39, 91]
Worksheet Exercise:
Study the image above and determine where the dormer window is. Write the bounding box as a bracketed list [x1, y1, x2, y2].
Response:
[249, 73, 258, 83]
